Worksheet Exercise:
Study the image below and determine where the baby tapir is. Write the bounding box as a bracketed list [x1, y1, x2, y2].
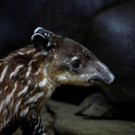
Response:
[0, 27, 115, 135]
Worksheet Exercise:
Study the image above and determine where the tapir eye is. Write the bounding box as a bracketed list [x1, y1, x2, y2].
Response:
[71, 59, 81, 69]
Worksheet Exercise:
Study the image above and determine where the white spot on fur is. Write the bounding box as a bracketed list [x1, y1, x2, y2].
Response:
[33, 52, 42, 58]
[10, 65, 23, 79]
[19, 48, 25, 52]
[54, 55, 57, 59]
[14, 99, 21, 114]
[35, 68, 41, 76]
[57, 76, 68, 81]
[27, 92, 44, 104]
[26, 49, 35, 54]
[80, 74, 89, 78]
[38, 128, 42, 133]
[29, 60, 33, 65]
[4, 86, 8, 91]
[26, 66, 32, 78]
[0, 66, 8, 82]
[42, 51, 48, 55]
[17, 85, 29, 97]
[43, 68, 47, 76]
[18, 52, 24, 55]
[44, 33, 47, 36]
[80, 74, 85, 78]
[47, 42, 51, 47]
[39, 78, 47, 87]
[20, 107, 29, 117]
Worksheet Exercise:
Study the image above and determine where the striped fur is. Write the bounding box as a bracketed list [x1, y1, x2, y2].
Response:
[0, 45, 54, 135]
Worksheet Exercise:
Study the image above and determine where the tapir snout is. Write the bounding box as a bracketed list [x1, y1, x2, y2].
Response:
[88, 61, 115, 85]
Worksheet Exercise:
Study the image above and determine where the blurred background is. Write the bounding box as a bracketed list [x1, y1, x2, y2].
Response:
[0, 0, 135, 135]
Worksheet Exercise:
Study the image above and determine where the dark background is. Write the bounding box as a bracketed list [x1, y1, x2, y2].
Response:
[0, 0, 135, 119]
[0, 0, 119, 57]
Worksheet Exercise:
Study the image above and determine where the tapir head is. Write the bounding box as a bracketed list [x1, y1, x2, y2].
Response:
[31, 27, 115, 87]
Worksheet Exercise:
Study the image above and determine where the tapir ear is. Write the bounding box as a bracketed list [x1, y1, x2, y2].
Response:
[31, 27, 55, 54]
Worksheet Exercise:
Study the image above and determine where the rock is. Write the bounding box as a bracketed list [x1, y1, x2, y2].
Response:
[76, 93, 113, 118]
[55, 117, 135, 135]
[47, 99, 78, 116]
[12, 128, 22, 135]
[40, 106, 55, 135]
[47, 99, 135, 135]
[12, 99, 135, 135]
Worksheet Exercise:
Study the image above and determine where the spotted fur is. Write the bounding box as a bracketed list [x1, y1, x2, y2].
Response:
[0, 27, 115, 135]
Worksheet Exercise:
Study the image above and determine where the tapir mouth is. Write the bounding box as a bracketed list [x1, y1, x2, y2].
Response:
[88, 77, 105, 85]
[88, 73, 115, 85]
